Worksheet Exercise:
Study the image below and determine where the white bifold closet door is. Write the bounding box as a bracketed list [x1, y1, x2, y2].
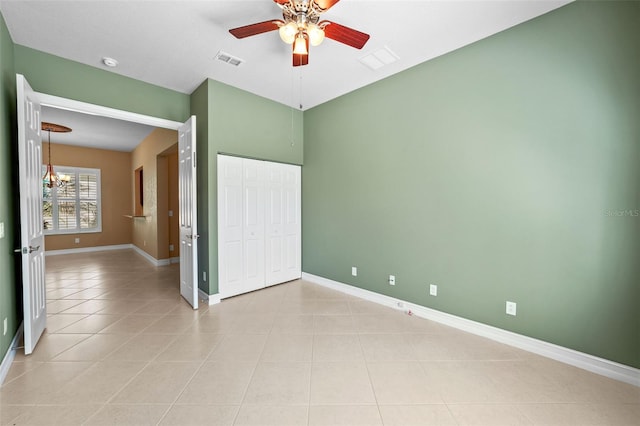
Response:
[218, 154, 301, 299]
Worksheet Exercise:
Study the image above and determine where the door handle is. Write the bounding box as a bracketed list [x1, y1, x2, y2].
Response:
[15, 245, 40, 254]
[186, 234, 200, 240]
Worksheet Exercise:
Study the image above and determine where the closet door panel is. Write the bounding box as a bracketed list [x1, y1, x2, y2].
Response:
[218, 156, 246, 297]
[266, 162, 301, 285]
[242, 159, 265, 291]
[265, 163, 285, 286]
[282, 164, 301, 282]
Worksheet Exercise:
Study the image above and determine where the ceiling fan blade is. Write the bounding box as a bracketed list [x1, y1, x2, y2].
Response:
[314, 0, 341, 12]
[320, 21, 370, 49]
[229, 20, 283, 39]
[293, 38, 310, 67]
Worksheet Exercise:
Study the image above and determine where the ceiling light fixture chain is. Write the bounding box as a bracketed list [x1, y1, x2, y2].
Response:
[42, 122, 72, 189]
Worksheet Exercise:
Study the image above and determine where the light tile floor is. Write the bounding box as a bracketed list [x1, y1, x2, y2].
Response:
[1, 250, 639, 425]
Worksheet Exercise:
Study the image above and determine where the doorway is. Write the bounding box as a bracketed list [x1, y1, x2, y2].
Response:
[17, 80, 199, 353]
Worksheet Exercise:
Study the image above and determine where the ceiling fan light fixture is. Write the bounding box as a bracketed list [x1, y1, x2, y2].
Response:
[307, 23, 325, 46]
[279, 21, 298, 44]
[293, 34, 308, 55]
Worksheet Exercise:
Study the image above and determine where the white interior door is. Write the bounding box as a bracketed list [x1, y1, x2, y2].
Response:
[16, 74, 46, 355]
[178, 116, 198, 309]
[219, 155, 301, 298]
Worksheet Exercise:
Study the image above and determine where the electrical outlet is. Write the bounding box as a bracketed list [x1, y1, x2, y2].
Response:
[0, 222, 4, 239]
[3, 318, 7, 336]
[506, 301, 517, 316]
[169, 244, 174, 252]
[203, 271, 207, 282]
[352, 266, 358, 277]
[429, 284, 438, 296]
[168, 210, 173, 217]
[74, 237, 80, 244]
[389, 275, 396, 286]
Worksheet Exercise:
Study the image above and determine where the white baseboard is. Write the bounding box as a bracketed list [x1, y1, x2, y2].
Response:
[199, 289, 221, 306]
[131, 246, 170, 266]
[46, 245, 178, 268]
[0, 323, 23, 386]
[302, 272, 640, 388]
[45, 244, 133, 256]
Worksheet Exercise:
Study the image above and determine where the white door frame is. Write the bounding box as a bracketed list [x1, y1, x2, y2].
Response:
[34, 92, 198, 300]
[37, 93, 182, 129]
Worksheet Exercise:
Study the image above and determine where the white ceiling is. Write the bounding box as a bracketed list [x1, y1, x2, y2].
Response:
[1, 0, 571, 109]
[1, 0, 571, 150]
[41, 106, 156, 152]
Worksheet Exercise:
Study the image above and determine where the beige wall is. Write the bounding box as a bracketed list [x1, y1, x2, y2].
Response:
[131, 128, 178, 260]
[156, 147, 179, 260]
[43, 143, 132, 251]
[167, 151, 179, 258]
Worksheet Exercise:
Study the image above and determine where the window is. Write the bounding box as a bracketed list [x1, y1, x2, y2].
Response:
[43, 166, 102, 234]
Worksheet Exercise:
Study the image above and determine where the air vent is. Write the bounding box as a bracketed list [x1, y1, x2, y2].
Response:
[359, 46, 398, 71]
[215, 51, 244, 67]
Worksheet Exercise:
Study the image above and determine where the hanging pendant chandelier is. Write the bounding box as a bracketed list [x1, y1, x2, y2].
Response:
[42, 122, 72, 188]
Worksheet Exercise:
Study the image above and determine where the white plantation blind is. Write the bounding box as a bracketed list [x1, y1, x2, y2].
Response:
[43, 166, 102, 234]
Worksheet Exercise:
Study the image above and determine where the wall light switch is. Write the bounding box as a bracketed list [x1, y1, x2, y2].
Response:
[429, 284, 438, 296]
[389, 275, 396, 286]
[352, 266, 358, 276]
[506, 301, 517, 316]
[168, 210, 173, 217]
[0, 222, 4, 239]
[169, 244, 174, 252]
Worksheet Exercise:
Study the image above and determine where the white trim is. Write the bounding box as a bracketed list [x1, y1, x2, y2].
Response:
[170, 257, 180, 264]
[131, 245, 169, 266]
[37, 93, 183, 130]
[46, 244, 171, 268]
[199, 289, 221, 305]
[45, 244, 133, 256]
[0, 323, 24, 386]
[301, 272, 640, 388]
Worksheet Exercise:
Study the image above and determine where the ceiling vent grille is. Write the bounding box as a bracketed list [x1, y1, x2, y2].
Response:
[215, 51, 244, 67]
[359, 46, 399, 71]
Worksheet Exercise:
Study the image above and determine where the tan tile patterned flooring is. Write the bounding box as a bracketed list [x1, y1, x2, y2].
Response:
[1, 249, 638, 425]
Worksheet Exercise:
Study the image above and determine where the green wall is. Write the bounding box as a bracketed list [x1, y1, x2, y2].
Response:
[0, 11, 18, 364]
[303, 1, 640, 368]
[190, 80, 212, 294]
[206, 79, 303, 295]
[14, 46, 189, 123]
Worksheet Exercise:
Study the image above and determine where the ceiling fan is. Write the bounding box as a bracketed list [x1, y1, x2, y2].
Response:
[229, 0, 370, 67]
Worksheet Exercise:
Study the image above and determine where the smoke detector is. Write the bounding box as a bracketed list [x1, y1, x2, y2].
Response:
[102, 57, 119, 67]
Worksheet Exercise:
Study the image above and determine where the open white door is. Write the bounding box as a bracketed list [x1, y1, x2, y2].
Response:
[16, 74, 46, 354]
[178, 116, 198, 309]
